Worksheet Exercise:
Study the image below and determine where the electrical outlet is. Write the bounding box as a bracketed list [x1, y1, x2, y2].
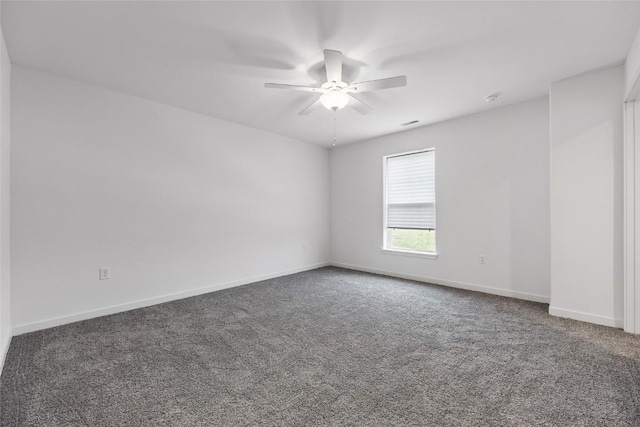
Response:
[99, 267, 110, 280]
[479, 255, 487, 265]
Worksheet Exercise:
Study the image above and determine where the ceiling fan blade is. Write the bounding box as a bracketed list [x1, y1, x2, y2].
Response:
[265, 83, 326, 93]
[346, 76, 407, 93]
[348, 93, 373, 115]
[324, 49, 343, 84]
[299, 98, 322, 115]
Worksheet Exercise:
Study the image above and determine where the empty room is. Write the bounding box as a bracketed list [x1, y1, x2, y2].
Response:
[1, 1, 640, 425]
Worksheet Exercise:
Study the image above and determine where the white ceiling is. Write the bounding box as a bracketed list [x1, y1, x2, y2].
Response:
[3, 1, 640, 146]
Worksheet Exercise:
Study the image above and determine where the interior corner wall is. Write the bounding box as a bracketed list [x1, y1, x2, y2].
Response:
[330, 97, 551, 302]
[0, 14, 10, 370]
[10, 66, 330, 333]
[625, 19, 640, 99]
[549, 65, 624, 328]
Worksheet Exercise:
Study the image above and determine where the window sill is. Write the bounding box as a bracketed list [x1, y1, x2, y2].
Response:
[381, 248, 438, 260]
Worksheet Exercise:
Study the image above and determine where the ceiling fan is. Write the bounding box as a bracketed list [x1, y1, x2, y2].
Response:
[265, 49, 407, 115]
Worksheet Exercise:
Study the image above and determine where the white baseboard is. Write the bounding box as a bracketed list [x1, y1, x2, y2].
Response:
[12, 262, 330, 336]
[0, 332, 11, 374]
[331, 261, 550, 304]
[549, 306, 623, 328]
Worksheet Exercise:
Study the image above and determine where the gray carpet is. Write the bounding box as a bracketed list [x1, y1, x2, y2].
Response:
[1, 267, 640, 426]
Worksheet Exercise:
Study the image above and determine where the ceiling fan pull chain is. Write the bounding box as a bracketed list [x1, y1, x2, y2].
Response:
[333, 112, 337, 146]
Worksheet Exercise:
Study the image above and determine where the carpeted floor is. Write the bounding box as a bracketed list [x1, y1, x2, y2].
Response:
[1, 267, 640, 426]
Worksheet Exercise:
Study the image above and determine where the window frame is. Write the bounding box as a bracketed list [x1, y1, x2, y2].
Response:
[382, 148, 438, 259]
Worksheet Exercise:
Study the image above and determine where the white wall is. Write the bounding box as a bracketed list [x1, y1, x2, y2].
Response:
[549, 65, 624, 327]
[11, 66, 330, 333]
[625, 26, 640, 100]
[0, 11, 10, 370]
[331, 97, 551, 302]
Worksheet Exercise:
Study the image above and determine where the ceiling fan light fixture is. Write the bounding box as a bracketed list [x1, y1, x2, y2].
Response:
[320, 91, 350, 111]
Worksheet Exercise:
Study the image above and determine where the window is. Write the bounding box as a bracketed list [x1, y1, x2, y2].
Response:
[383, 149, 436, 256]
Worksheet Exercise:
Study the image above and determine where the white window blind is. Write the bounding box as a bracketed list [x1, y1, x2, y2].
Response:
[385, 150, 435, 230]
